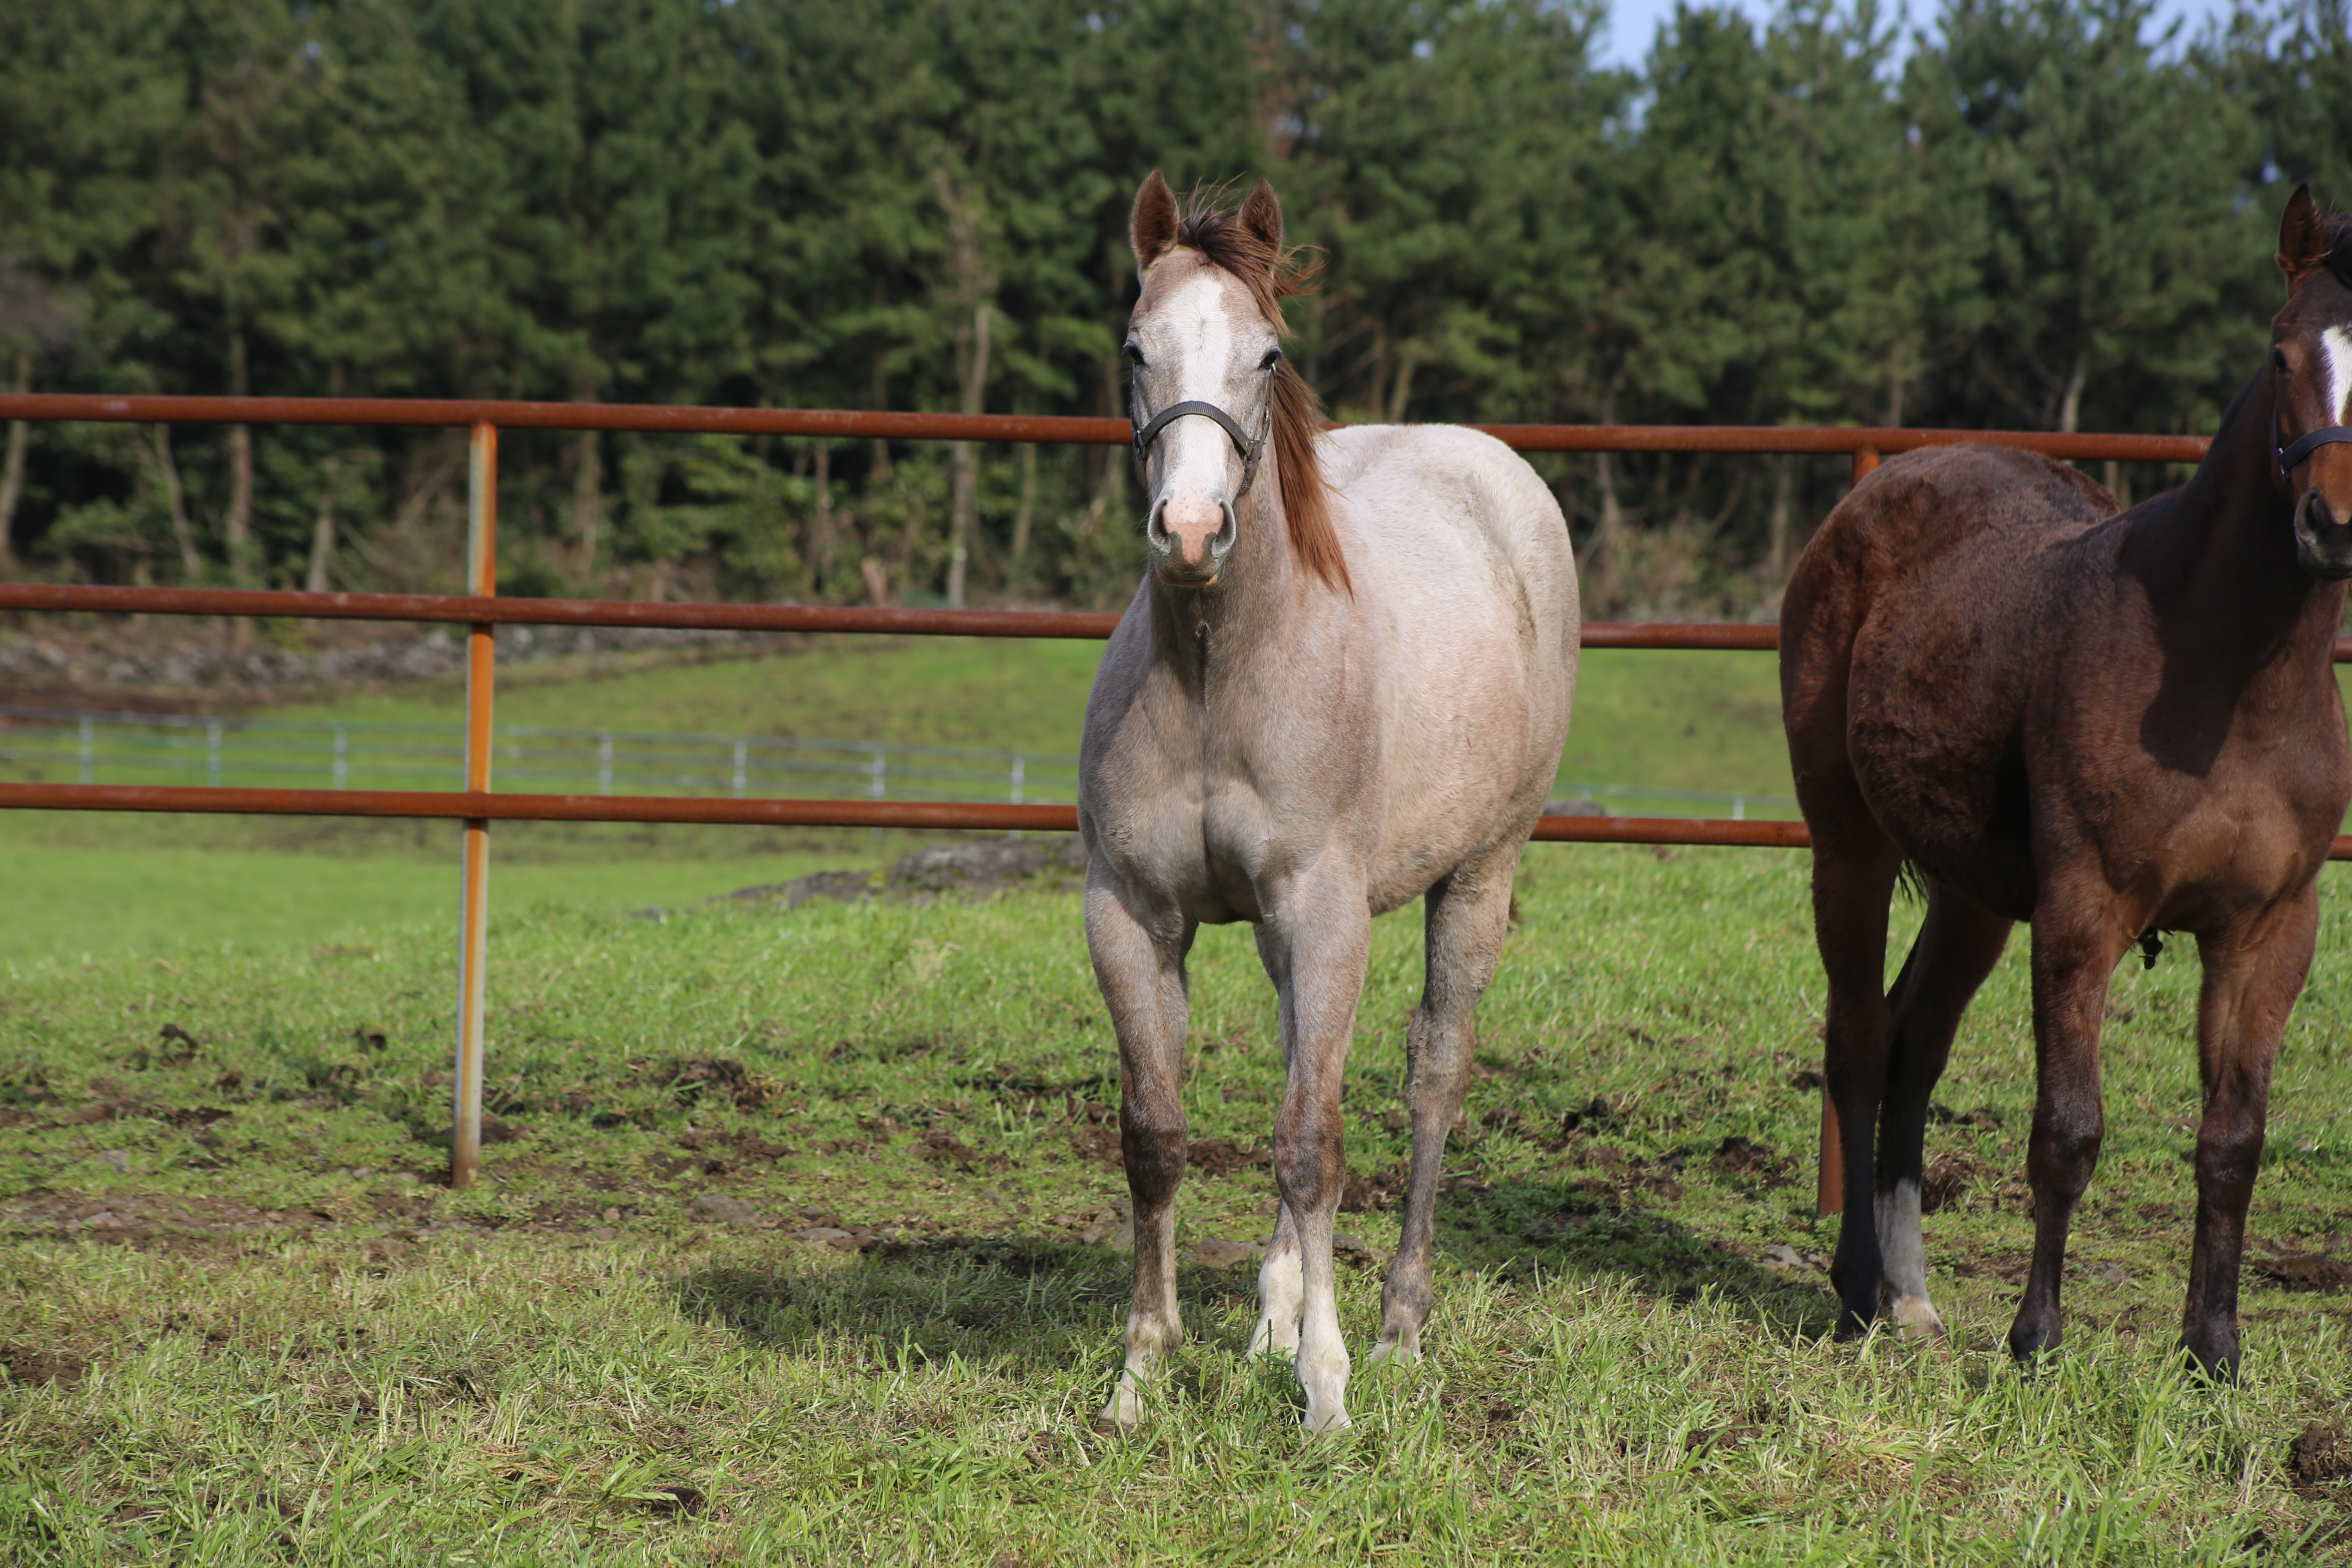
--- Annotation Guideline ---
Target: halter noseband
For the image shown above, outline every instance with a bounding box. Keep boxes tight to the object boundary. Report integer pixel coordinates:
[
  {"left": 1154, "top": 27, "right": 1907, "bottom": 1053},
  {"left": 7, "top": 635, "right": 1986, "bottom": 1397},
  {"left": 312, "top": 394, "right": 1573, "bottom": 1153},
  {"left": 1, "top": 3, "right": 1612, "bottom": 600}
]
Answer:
[
  {"left": 2277, "top": 424, "right": 2352, "bottom": 476},
  {"left": 1129, "top": 363, "right": 1276, "bottom": 496}
]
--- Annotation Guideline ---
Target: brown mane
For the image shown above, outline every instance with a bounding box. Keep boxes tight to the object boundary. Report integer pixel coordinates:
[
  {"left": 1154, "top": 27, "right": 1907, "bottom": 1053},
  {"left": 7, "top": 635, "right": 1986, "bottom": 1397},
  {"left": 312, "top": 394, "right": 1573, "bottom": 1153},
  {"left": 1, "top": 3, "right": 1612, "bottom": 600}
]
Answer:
[{"left": 1171, "top": 190, "right": 1348, "bottom": 594}]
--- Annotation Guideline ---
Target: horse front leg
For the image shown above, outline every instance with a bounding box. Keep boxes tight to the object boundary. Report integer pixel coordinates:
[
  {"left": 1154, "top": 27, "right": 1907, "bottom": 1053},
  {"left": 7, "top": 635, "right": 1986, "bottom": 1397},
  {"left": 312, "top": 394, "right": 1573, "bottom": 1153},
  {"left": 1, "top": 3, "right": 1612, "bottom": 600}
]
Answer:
[
  {"left": 2009, "top": 908, "right": 2127, "bottom": 1363},
  {"left": 1255, "top": 877, "right": 1372, "bottom": 1434},
  {"left": 1085, "top": 867, "right": 1194, "bottom": 1431},
  {"left": 2183, "top": 886, "right": 2314, "bottom": 1381},
  {"left": 1373, "top": 852, "right": 1518, "bottom": 1367}
]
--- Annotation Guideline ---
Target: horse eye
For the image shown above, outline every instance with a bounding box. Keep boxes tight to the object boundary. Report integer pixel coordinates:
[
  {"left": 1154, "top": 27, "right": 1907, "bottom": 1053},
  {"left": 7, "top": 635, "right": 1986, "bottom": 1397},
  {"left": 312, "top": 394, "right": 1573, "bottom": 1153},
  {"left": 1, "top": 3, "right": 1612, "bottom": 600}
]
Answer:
[
  {"left": 1124, "top": 343, "right": 1146, "bottom": 368},
  {"left": 2274, "top": 347, "right": 2291, "bottom": 374},
  {"left": 1259, "top": 348, "right": 1282, "bottom": 370}
]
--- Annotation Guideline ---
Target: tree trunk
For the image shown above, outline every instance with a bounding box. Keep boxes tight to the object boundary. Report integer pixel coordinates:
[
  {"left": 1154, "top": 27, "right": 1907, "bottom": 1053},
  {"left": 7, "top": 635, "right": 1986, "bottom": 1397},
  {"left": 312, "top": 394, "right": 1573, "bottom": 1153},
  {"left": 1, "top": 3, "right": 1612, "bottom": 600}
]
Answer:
[
  {"left": 1765, "top": 454, "right": 1795, "bottom": 581},
  {"left": 947, "top": 302, "right": 991, "bottom": 609},
  {"left": 2058, "top": 351, "right": 2087, "bottom": 435},
  {"left": 305, "top": 453, "right": 340, "bottom": 593},
  {"left": 154, "top": 425, "right": 200, "bottom": 578},
  {"left": 225, "top": 329, "right": 256, "bottom": 590},
  {"left": 811, "top": 444, "right": 833, "bottom": 596},
  {"left": 571, "top": 431, "right": 601, "bottom": 581},
  {"left": 1385, "top": 346, "right": 1419, "bottom": 424},
  {"left": 1010, "top": 439, "right": 1037, "bottom": 584},
  {"left": 0, "top": 350, "right": 28, "bottom": 576},
  {"left": 1577, "top": 385, "right": 1624, "bottom": 588}
]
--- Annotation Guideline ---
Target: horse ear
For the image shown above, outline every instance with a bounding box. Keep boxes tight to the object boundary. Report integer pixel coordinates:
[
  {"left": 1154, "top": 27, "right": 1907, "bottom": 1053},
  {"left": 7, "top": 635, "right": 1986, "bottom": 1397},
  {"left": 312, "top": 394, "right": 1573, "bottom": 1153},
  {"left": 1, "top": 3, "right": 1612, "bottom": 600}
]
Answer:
[
  {"left": 2278, "top": 183, "right": 2328, "bottom": 287},
  {"left": 1131, "top": 170, "right": 1178, "bottom": 272},
  {"left": 1239, "top": 177, "right": 1283, "bottom": 258}
]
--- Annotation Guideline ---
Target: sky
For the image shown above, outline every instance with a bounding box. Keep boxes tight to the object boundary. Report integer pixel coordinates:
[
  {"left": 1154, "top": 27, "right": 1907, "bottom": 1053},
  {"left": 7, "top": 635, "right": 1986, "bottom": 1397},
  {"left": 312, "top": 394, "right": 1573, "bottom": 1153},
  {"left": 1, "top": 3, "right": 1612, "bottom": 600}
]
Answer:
[{"left": 1587, "top": 0, "right": 2244, "bottom": 72}]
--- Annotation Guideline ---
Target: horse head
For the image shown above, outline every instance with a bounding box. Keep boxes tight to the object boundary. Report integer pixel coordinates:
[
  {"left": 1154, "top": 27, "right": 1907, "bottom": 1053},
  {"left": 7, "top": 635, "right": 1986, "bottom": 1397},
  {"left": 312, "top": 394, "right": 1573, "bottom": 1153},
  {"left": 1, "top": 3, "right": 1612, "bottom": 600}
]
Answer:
[
  {"left": 2271, "top": 184, "right": 2352, "bottom": 580},
  {"left": 1124, "top": 171, "right": 1345, "bottom": 594}
]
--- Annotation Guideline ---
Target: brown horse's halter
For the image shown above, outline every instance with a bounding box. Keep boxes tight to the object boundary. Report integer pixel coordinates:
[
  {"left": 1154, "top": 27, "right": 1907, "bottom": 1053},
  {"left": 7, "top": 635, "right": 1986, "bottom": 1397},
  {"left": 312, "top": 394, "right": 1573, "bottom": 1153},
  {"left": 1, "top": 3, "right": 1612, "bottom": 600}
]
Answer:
[
  {"left": 2277, "top": 422, "right": 2352, "bottom": 476},
  {"left": 1130, "top": 363, "right": 1276, "bottom": 498}
]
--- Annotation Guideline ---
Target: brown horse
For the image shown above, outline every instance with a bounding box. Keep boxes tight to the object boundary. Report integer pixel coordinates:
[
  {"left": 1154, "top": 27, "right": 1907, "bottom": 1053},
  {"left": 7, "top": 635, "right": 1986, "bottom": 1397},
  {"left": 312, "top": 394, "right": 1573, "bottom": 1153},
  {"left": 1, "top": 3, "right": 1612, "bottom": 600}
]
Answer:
[{"left": 1782, "top": 186, "right": 2352, "bottom": 1378}]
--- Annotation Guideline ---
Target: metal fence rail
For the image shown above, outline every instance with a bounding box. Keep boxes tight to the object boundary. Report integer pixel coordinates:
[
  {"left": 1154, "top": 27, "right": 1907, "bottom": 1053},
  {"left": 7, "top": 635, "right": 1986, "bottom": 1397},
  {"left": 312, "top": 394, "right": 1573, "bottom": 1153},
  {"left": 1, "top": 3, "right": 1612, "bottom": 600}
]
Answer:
[{"left": 0, "top": 391, "right": 2299, "bottom": 1210}]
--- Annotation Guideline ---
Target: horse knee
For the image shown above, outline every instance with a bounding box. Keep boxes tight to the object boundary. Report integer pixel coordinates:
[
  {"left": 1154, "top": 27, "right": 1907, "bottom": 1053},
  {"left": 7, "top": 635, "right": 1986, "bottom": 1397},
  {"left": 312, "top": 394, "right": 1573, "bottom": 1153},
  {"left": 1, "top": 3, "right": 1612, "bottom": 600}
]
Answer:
[
  {"left": 2028, "top": 1108, "right": 2102, "bottom": 1190},
  {"left": 1121, "top": 1104, "right": 1188, "bottom": 1205},
  {"left": 1272, "top": 1121, "right": 1343, "bottom": 1214},
  {"left": 2194, "top": 1124, "right": 2263, "bottom": 1192}
]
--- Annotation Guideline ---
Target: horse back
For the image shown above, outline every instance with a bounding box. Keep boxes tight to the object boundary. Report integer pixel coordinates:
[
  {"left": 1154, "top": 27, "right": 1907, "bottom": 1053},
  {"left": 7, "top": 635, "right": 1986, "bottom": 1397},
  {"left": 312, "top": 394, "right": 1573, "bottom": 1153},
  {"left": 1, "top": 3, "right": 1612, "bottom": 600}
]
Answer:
[{"left": 1782, "top": 447, "right": 2120, "bottom": 918}]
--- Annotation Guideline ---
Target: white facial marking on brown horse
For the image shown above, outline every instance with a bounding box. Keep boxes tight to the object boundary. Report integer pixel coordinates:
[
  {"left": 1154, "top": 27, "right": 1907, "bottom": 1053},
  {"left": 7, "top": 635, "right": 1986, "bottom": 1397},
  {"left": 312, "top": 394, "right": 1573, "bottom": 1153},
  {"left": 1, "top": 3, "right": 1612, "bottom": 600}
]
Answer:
[{"left": 2325, "top": 326, "right": 2352, "bottom": 424}]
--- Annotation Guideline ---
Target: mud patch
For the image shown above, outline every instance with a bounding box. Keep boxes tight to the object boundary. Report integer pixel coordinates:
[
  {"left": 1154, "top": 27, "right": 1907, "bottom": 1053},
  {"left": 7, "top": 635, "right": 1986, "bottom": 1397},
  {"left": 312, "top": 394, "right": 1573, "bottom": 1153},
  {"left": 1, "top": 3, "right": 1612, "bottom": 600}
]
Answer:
[
  {"left": 725, "top": 836, "right": 1086, "bottom": 910},
  {"left": 2, "top": 1347, "right": 87, "bottom": 1388},
  {"left": 1921, "top": 1152, "right": 1989, "bottom": 1215},
  {"left": 2291, "top": 1423, "right": 2352, "bottom": 1486},
  {"left": 2256, "top": 1253, "right": 2352, "bottom": 1292}
]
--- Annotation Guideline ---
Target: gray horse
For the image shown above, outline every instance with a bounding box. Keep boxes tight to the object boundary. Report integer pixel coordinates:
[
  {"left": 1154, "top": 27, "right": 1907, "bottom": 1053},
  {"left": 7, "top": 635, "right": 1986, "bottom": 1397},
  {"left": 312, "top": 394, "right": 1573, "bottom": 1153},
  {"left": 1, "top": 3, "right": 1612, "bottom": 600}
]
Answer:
[{"left": 1078, "top": 172, "right": 1580, "bottom": 1433}]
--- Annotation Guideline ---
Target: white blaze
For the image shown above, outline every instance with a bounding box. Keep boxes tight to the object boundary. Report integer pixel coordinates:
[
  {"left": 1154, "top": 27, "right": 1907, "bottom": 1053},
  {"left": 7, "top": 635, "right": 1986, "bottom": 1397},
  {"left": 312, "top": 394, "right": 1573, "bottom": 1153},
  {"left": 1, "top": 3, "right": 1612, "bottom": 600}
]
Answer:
[
  {"left": 1150, "top": 270, "right": 1245, "bottom": 507},
  {"left": 2324, "top": 325, "right": 2352, "bottom": 425}
]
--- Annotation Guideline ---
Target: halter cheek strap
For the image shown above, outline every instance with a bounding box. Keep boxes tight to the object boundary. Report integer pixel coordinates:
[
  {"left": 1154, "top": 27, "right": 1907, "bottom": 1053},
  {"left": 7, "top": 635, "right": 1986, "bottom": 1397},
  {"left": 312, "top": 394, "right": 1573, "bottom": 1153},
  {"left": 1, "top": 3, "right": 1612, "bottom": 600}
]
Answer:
[{"left": 2277, "top": 424, "right": 2352, "bottom": 475}]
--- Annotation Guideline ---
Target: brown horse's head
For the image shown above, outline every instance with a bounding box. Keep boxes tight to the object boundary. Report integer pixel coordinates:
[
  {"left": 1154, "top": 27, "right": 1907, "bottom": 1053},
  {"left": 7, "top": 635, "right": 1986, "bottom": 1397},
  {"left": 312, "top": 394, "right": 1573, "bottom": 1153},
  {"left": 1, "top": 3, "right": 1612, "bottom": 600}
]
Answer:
[
  {"left": 1125, "top": 172, "right": 1344, "bottom": 593},
  {"left": 2271, "top": 184, "right": 2352, "bottom": 579}
]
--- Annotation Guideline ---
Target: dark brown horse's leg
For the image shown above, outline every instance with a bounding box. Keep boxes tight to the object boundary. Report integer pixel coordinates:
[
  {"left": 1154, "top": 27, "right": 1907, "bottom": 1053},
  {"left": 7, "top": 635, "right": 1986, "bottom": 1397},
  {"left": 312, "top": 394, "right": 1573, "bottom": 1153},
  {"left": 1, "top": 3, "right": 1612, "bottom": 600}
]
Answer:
[
  {"left": 1874, "top": 886, "right": 2011, "bottom": 1337},
  {"left": 2009, "top": 911, "right": 2127, "bottom": 1363},
  {"left": 1374, "top": 851, "right": 1519, "bottom": 1367},
  {"left": 1810, "top": 830, "right": 1904, "bottom": 1337},
  {"left": 2182, "top": 886, "right": 2315, "bottom": 1380},
  {"left": 1084, "top": 867, "right": 1195, "bottom": 1430}
]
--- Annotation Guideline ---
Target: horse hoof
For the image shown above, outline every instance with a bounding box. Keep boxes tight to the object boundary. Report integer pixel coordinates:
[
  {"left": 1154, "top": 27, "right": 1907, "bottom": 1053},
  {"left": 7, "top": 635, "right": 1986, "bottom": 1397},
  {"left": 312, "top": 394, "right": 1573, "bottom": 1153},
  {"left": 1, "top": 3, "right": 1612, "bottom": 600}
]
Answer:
[
  {"left": 2180, "top": 1336, "right": 2241, "bottom": 1385},
  {"left": 1098, "top": 1382, "right": 1143, "bottom": 1432},
  {"left": 2005, "top": 1319, "right": 2061, "bottom": 1366},
  {"left": 1302, "top": 1403, "right": 1354, "bottom": 1436},
  {"left": 1368, "top": 1328, "right": 1421, "bottom": 1368},
  {"left": 1888, "top": 1296, "right": 1947, "bottom": 1343}
]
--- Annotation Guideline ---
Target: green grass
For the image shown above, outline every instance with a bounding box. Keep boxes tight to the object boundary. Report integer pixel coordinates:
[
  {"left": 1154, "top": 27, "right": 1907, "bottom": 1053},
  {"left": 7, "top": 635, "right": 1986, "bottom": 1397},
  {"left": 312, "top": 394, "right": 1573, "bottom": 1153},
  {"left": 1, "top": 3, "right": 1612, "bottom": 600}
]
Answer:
[
  {"left": 2, "top": 846, "right": 2348, "bottom": 1562},
  {"left": 0, "top": 637, "right": 1799, "bottom": 965}
]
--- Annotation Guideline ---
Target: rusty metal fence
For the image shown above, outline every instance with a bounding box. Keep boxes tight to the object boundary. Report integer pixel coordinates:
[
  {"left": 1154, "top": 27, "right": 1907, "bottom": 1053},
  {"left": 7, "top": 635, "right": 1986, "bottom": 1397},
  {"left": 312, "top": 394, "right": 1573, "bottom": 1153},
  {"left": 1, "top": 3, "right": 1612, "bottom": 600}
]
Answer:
[{"left": 0, "top": 393, "right": 2332, "bottom": 1211}]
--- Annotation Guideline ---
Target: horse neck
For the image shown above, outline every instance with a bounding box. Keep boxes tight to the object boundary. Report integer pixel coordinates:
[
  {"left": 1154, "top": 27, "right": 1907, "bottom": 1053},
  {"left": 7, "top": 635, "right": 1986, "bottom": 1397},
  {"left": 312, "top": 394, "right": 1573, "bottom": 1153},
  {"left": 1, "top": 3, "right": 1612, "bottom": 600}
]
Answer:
[{"left": 2143, "top": 373, "right": 2348, "bottom": 668}]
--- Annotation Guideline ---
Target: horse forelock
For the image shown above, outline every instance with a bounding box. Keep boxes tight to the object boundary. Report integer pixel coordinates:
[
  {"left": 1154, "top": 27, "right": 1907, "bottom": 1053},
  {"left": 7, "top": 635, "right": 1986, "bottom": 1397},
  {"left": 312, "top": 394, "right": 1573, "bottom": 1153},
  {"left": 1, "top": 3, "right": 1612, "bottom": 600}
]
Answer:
[{"left": 1149, "top": 192, "right": 1348, "bottom": 595}]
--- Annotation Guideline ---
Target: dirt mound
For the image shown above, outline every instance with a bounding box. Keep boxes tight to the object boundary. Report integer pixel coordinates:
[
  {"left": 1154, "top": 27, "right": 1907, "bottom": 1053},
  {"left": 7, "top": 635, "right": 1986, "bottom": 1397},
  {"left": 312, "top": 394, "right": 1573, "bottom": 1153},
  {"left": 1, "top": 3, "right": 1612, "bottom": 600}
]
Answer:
[
  {"left": 2256, "top": 1252, "right": 2352, "bottom": 1292},
  {"left": 724, "top": 835, "right": 1087, "bottom": 910}
]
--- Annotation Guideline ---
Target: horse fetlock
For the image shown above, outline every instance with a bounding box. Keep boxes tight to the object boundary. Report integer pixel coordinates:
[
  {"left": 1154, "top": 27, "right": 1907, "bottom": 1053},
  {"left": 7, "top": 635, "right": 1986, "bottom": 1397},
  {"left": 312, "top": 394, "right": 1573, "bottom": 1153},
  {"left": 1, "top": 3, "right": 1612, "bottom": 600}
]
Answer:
[
  {"left": 2180, "top": 1323, "right": 2242, "bottom": 1384},
  {"left": 2006, "top": 1307, "right": 2063, "bottom": 1364}
]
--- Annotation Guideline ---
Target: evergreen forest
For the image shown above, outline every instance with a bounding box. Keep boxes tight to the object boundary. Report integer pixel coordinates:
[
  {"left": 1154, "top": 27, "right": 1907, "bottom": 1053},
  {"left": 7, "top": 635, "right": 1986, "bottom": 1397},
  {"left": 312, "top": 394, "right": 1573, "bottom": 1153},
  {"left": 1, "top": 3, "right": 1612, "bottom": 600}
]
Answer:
[{"left": 2, "top": 0, "right": 2348, "bottom": 617}]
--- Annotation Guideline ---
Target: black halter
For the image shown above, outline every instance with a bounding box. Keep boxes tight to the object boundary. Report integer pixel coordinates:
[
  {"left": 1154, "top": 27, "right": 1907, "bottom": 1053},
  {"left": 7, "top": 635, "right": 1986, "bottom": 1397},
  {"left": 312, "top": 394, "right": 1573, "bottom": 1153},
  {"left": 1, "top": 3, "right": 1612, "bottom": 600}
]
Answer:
[
  {"left": 2276, "top": 423, "right": 2352, "bottom": 475},
  {"left": 1130, "top": 366, "right": 1274, "bottom": 496}
]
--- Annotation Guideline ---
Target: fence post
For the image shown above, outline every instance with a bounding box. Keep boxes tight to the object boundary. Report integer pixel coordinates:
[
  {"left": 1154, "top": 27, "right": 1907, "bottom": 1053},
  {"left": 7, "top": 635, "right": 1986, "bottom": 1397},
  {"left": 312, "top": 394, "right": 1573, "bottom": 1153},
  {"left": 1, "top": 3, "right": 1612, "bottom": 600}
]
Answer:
[
  {"left": 452, "top": 421, "right": 497, "bottom": 1190},
  {"left": 78, "top": 715, "right": 92, "bottom": 785},
  {"left": 333, "top": 724, "right": 347, "bottom": 789},
  {"left": 1850, "top": 445, "right": 1880, "bottom": 486},
  {"left": 206, "top": 719, "right": 221, "bottom": 788},
  {"left": 733, "top": 737, "right": 747, "bottom": 799},
  {"left": 598, "top": 732, "right": 612, "bottom": 795}
]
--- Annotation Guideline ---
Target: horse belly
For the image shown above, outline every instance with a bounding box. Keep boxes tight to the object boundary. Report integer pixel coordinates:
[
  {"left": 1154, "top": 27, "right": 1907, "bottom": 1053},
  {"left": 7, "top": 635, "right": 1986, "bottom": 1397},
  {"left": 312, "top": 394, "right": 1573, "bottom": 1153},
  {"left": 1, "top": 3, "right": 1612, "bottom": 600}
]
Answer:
[{"left": 1846, "top": 632, "right": 2039, "bottom": 919}]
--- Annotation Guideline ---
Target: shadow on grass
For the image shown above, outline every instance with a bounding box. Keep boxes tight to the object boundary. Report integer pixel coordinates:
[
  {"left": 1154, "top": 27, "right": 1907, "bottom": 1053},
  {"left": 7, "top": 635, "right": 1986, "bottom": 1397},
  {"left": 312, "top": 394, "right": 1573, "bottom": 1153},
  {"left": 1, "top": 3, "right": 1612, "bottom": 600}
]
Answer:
[
  {"left": 1434, "top": 1176, "right": 1844, "bottom": 1340},
  {"left": 673, "top": 1176, "right": 1841, "bottom": 1367}
]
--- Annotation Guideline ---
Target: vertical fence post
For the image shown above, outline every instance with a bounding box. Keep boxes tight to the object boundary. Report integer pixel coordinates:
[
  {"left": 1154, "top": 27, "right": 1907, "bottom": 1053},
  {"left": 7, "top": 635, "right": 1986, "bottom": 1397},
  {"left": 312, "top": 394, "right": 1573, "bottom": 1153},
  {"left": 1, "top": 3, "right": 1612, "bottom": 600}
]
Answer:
[
  {"left": 869, "top": 744, "right": 886, "bottom": 838},
  {"left": 598, "top": 733, "right": 612, "bottom": 795},
  {"left": 206, "top": 719, "right": 221, "bottom": 788},
  {"left": 733, "top": 737, "right": 747, "bottom": 799},
  {"left": 77, "top": 715, "right": 93, "bottom": 784},
  {"left": 1850, "top": 446, "right": 1880, "bottom": 487},
  {"left": 452, "top": 421, "right": 497, "bottom": 1190},
  {"left": 333, "top": 724, "right": 347, "bottom": 789}
]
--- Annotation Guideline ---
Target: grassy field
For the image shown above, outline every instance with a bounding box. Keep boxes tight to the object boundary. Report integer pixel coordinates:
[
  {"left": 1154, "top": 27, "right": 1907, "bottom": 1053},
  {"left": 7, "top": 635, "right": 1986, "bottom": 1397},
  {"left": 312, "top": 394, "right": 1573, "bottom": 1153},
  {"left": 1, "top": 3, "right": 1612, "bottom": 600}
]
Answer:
[
  {"left": 0, "top": 637, "right": 1795, "bottom": 965},
  {"left": 2, "top": 845, "right": 2349, "bottom": 1562}
]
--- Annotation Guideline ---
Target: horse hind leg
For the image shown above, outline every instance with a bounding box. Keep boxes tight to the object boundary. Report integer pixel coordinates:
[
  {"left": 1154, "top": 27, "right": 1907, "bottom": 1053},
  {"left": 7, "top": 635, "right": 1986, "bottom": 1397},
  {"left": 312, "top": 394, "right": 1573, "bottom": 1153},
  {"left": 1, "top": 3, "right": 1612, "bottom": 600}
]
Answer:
[
  {"left": 1373, "top": 853, "right": 1518, "bottom": 1368},
  {"left": 1807, "top": 824, "right": 1903, "bottom": 1339},
  {"left": 1873, "top": 885, "right": 2011, "bottom": 1341}
]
